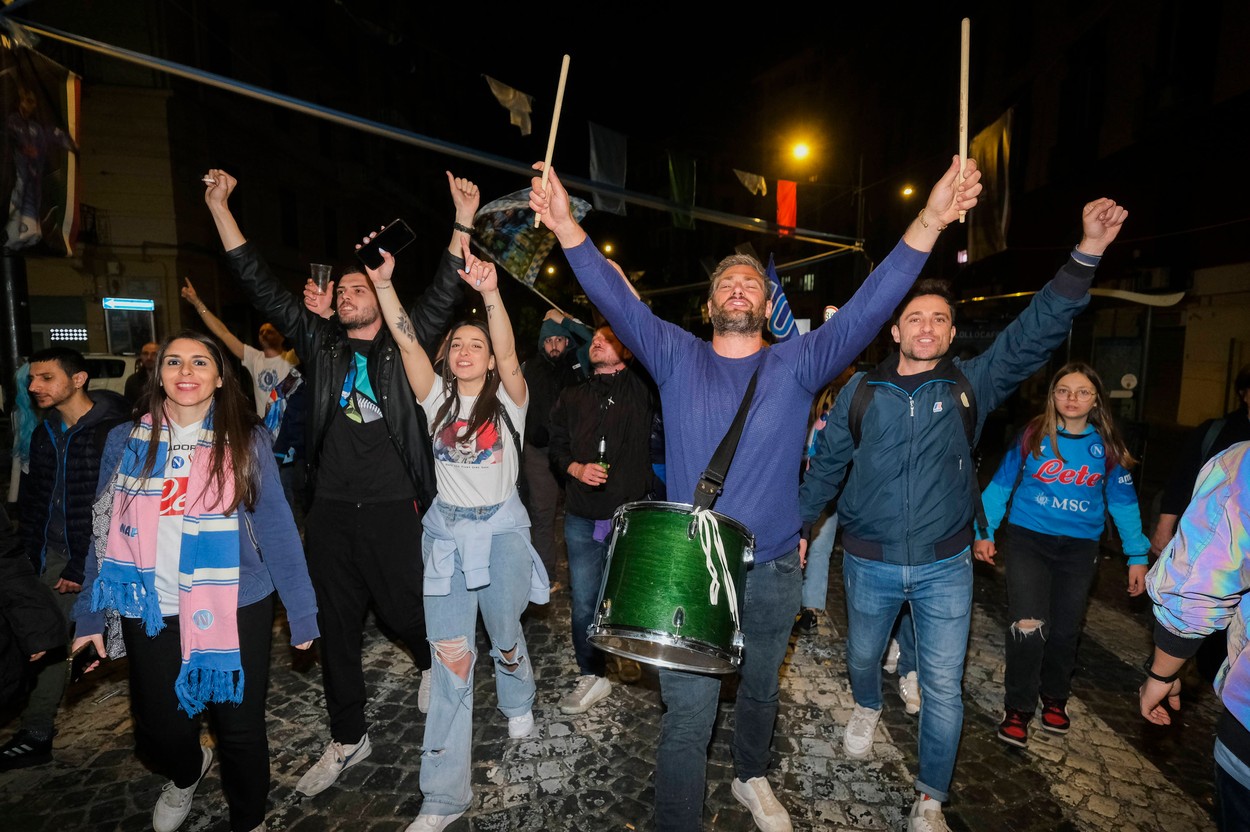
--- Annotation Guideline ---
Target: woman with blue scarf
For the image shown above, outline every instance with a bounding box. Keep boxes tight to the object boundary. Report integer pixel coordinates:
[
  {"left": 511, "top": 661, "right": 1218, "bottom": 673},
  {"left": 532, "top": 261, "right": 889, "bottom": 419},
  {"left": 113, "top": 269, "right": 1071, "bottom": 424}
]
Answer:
[{"left": 72, "top": 330, "right": 318, "bottom": 832}]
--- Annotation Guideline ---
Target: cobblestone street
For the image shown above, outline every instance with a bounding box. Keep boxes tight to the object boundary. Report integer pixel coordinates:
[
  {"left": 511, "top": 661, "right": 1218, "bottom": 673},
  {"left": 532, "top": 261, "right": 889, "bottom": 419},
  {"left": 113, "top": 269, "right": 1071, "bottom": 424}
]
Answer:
[{"left": 0, "top": 544, "right": 1220, "bottom": 831}]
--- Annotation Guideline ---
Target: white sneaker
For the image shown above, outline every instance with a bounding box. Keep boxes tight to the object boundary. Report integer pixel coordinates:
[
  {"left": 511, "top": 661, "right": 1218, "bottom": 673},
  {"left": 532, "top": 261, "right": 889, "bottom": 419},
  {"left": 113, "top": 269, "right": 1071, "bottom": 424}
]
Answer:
[
  {"left": 843, "top": 704, "right": 882, "bottom": 759},
  {"left": 730, "top": 776, "right": 793, "bottom": 832},
  {"left": 295, "top": 733, "right": 372, "bottom": 796},
  {"left": 404, "top": 811, "right": 465, "bottom": 831},
  {"left": 152, "top": 745, "right": 212, "bottom": 832},
  {"left": 560, "top": 675, "right": 612, "bottom": 714},
  {"left": 507, "top": 710, "right": 535, "bottom": 739},
  {"left": 899, "top": 670, "right": 921, "bottom": 715},
  {"left": 418, "top": 669, "right": 432, "bottom": 715},
  {"left": 883, "top": 638, "right": 901, "bottom": 673},
  {"left": 908, "top": 796, "right": 950, "bottom": 831}
]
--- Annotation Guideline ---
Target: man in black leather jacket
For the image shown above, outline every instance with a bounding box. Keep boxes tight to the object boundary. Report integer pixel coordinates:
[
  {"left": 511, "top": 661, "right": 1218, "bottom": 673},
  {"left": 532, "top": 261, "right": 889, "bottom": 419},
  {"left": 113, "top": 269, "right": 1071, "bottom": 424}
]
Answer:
[{"left": 203, "top": 168, "right": 478, "bottom": 797}]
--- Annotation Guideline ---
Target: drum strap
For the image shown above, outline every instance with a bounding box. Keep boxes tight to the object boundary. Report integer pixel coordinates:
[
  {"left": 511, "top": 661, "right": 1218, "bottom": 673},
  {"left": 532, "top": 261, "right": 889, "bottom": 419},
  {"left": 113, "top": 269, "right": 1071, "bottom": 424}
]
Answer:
[
  {"left": 692, "top": 508, "right": 742, "bottom": 631},
  {"left": 692, "top": 368, "right": 760, "bottom": 512}
]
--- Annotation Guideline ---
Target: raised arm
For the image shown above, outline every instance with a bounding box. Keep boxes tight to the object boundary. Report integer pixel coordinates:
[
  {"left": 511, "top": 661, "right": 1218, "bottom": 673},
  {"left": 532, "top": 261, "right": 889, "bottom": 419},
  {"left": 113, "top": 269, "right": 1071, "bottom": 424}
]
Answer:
[
  {"left": 399, "top": 173, "right": 477, "bottom": 356},
  {"left": 462, "top": 241, "right": 526, "bottom": 406},
  {"left": 359, "top": 241, "right": 437, "bottom": 402},
  {"left": 204, "top": 168, "right": 332, "bottom": 362},
  {"left": 203, "top": 168, "right": 246, "bottom": 252},
  {"left": 181, "top": 277, "right": 246, "bottom": 360}
]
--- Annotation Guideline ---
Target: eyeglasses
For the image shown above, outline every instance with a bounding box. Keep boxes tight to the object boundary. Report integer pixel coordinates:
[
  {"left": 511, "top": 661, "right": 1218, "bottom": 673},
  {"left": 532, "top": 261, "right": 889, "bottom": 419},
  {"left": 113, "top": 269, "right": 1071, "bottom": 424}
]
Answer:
[{"left": 1054, "top": 387, "right": 1095, "bottom": 401}]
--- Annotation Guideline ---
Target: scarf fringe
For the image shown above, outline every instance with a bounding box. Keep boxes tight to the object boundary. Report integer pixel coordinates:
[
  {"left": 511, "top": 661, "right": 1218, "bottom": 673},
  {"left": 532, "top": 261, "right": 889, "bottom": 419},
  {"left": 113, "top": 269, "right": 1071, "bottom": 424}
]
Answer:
[
  {"left": 175, "top": 666, "right": 245, "bottom": 716},
  {"left": 92, "top": 577, "right": 166, "bottom": 637}
]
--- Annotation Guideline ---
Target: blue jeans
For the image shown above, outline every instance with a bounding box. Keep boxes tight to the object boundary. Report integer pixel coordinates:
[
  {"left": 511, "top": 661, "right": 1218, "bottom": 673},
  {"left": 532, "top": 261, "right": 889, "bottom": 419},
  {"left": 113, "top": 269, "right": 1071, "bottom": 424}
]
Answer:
[
  {"left": 565, "top": 513, "right": 608, "bottom": 677},
  {"left": 843, "top": 548, "right": 973, "bottom": 802},
  {"left": 801, "top": 510, "right": 837, "bottom": 610},
  {"left": 419, "top": 528, "right": 535, "bottom": 816},
  {"left": 655, "top": 549, "right": 803, "bottom": 832}
]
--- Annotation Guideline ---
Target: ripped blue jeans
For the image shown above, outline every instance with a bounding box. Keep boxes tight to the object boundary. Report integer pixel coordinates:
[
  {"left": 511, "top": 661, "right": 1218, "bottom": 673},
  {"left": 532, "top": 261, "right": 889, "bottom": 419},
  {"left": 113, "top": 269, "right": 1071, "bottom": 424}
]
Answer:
[{"left": 419, "top": 525, "right": 535, "bottom": 816}]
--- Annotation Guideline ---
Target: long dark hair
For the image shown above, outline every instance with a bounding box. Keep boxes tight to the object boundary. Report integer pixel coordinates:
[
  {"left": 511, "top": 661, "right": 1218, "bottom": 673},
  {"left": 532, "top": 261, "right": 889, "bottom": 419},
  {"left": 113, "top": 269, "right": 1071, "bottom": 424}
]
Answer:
[
  {"left": 432, "top": 319, "right": 503, "bottom": 438},
  {"left": 1023, "top": 361, "right": 1136, "bottom": 470},
  {"left": 133, "top": 330, "right": 261, "bottom": 514}
]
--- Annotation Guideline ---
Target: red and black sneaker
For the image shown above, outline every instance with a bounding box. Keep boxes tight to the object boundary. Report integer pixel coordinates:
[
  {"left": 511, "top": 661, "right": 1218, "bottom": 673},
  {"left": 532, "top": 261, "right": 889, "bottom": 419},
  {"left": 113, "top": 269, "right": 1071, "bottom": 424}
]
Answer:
[
  {"left": 997, "top": 709, "right": 1031, "bottom": 748},
  {"left": 1040, "top": 697, "right": 1070, "bottom": 734}
]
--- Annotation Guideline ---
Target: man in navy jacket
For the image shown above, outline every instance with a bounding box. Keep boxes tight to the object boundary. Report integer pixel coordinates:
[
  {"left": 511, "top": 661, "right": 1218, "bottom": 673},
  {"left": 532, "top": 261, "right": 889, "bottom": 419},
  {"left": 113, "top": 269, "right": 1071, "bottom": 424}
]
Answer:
[{"left": 799, "top": 198, "right": 1128, "bottom": 832}]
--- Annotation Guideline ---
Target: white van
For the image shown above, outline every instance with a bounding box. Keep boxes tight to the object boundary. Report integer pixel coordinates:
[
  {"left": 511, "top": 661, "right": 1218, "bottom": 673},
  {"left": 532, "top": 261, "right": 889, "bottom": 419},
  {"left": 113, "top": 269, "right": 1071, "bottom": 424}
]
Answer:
[{"left": 82, "top": 353, "right": 139, "bottom": 396}]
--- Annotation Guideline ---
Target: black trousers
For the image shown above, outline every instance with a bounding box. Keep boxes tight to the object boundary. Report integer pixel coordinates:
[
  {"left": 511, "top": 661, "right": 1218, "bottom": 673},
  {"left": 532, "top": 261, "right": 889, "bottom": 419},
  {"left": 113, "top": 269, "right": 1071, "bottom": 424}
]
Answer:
[
  {"left": 122, "top": 594, "right": 275, "bottom": 832},
  {"left": 304, "top": 497, "right": 430, "bottom": 744},
  {"left": 1002, "top": 523, "right": 1101, "bottom": 712}
]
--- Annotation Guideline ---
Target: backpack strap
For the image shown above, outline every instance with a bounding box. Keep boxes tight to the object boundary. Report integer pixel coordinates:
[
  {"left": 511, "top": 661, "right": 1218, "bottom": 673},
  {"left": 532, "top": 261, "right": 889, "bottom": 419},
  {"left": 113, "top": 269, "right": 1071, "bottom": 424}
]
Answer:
[
  {"left": 1199, "top": 417, "right": 1227, "bottom": 464},
  {"left": 497, "top": 408, "right": 524, "bottom": 490},
  {"left": 847, "top": 371, "right": 878, "bottom": 448}
]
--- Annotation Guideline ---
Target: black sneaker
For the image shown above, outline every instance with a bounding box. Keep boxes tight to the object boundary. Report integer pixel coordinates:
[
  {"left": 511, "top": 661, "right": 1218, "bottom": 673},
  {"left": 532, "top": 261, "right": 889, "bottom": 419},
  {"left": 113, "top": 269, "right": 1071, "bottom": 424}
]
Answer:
[
  {"left": 0, "top": 729, "right": 54, "bottom": 771},
  {"left": 794, "top": 608, "right": 818, "bottom": 634}
]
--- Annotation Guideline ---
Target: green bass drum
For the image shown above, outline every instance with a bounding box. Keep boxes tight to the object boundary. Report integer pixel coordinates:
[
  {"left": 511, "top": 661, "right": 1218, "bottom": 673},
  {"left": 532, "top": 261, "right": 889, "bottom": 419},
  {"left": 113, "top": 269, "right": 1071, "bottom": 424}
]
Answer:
[{"left": 588, "top": 500, "right": 754, "bottom": 674}]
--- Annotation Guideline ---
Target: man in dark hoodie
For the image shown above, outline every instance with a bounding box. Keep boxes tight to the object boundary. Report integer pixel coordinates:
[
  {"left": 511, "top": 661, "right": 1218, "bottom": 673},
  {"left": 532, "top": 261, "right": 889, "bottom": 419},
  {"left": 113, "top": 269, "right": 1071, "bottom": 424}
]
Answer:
[
  {"left": 521, "top": 309, "right": 591, "bottom": 579},
  {"left": 1, "top": 347, "right": 128, "bottom": 770}
]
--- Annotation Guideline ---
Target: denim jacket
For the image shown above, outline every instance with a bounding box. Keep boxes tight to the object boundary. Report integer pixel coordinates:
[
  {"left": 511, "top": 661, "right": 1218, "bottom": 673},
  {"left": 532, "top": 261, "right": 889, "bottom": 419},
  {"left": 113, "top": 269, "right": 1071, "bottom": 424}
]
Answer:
[{"left": 421, "top": 492, "right": 549, "bottom": 604}]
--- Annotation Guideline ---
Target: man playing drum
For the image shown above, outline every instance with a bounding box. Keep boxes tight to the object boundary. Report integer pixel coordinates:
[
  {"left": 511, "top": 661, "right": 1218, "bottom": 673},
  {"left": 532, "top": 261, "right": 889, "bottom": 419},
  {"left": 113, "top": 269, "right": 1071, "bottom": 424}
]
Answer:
[{"left": 530, "top": 156, "right": 981, "bottom": 832}]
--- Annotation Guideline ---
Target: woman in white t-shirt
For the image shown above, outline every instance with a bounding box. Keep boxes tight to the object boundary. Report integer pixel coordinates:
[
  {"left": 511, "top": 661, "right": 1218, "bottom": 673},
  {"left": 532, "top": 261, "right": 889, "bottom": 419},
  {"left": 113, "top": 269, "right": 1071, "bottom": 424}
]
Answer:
[{"left": 360, "top": 235, "right": 548, "bottom": 832}]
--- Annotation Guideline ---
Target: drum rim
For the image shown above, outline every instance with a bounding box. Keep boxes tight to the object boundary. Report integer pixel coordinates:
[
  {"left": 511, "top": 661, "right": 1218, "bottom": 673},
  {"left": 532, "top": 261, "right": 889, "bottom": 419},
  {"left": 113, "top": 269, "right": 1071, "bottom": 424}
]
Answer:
[
  {"left": 613, "top": 499, "right": 755, "bottom": 542},
  {"left": 588, "top": 623, "right": 741, "bottom": 675}
]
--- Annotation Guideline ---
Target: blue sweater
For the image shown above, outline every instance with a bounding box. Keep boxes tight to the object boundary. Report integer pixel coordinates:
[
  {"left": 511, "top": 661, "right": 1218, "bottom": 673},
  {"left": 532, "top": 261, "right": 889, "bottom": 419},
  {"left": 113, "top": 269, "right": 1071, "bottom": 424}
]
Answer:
[
  {"left": 563, "top": 236, "right": 929, "bottom": 563},
  {"left": 72, "top": 424, "right": 319, "bottom": 645},
  {"left": 979, "top": 426, "right": 1150, "bottom": 564}
]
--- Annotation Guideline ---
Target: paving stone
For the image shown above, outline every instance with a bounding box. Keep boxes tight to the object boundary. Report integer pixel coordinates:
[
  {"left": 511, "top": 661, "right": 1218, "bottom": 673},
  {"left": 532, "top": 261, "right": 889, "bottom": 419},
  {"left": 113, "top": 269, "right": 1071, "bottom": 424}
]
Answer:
[{"left": 0, "top": 539, "right": 1223, "bottom": 831}]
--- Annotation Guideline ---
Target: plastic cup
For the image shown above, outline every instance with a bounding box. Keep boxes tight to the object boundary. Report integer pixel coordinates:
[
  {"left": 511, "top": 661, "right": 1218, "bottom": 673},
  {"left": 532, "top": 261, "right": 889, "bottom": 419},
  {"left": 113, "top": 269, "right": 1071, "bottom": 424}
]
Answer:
[{"left": 310, "top": 263, "right": 333, "bottom": 294}]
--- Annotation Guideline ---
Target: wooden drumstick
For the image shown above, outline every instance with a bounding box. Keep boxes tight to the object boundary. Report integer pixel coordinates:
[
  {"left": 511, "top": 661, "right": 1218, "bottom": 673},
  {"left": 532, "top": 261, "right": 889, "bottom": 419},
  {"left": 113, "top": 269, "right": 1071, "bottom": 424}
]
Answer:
[
  {"left": 536, "top": 54, "right": 571, "bottom": 228},
  {"left": 958, "top": 17, "right": 970, "bottom": 223}
]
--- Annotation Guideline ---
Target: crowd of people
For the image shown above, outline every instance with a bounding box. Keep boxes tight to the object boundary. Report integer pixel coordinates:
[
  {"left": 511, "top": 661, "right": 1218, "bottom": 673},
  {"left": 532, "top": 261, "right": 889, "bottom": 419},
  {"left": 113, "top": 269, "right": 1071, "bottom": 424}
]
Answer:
[{"left": 0, "top": 154, "right": 1247, "bottom": 832}]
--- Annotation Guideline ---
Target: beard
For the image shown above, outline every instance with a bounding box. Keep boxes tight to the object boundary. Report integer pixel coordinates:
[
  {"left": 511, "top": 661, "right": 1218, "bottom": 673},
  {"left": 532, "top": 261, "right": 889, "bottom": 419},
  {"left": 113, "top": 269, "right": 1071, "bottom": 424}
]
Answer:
[
  {"left": 338, "top": 303, "right": 380, "bottom": 329},
  {"left": 709, "top": 301, "right": 768, "bottom": 336}
]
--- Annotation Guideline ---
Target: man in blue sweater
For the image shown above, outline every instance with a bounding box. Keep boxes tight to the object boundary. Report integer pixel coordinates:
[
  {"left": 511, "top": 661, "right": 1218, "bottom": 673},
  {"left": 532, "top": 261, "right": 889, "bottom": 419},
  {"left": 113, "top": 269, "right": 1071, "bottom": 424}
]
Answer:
[
  {"left": 530, "top": 157, "right": 981, "bottom": 832},
  {"left": 799, "top": 198, "right": 1129, "bottom": 832}
]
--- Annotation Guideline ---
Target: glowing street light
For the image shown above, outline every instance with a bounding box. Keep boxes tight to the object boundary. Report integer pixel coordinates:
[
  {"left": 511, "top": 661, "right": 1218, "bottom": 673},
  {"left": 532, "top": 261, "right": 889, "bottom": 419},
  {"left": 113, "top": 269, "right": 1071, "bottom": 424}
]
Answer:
[
  {"left": 546, "top": 265, "right": 556, "bottom": 276},
  {"left": 902, "top": 186, "right": 914, "bottom": 197},
  {"left": 792, "top": 142, "right": 811, "bottom": 161}
]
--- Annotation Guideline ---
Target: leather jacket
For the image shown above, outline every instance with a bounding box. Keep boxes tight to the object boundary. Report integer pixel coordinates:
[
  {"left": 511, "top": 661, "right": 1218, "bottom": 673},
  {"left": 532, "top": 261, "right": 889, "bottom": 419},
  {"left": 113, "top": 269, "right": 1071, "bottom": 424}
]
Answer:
[{"left": 225, "top": 242, "right": 465, "bottom": 509}]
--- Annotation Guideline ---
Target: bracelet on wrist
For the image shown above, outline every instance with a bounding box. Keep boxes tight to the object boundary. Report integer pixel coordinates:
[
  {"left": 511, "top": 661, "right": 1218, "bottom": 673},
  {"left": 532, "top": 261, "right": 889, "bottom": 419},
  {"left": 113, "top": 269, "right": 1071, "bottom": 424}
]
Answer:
[
  {"left": 453, "top": 221, "right": 475, "bottom": 236},
  {"left": 1142, "top": 656, "right": 1180, "bottom": 684},
  {"left": 917, "top": 208, "right": 948, "bottom": 232},
  {"left": 373, "top": 281, "right": 393, "bottom": 290}
]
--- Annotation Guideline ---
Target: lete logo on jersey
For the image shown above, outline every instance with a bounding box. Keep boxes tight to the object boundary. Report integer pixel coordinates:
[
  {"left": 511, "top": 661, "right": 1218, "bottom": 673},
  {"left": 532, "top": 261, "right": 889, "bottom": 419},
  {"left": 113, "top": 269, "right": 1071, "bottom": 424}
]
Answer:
[{"left": 1032, "top": 459, "right": 1104, "bottom": 487}]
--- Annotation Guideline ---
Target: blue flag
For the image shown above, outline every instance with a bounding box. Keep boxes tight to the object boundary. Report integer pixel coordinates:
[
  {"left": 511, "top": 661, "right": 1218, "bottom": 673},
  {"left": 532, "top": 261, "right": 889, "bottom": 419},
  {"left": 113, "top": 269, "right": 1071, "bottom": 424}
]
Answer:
[{"left": 765, "top": 254, "right": 798, "bottom": 342}]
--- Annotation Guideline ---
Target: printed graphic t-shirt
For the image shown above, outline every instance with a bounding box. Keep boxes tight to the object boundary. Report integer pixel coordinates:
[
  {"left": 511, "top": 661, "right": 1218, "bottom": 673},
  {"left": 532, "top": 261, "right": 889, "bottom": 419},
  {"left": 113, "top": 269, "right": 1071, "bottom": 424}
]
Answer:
[
  {"left": 242, "top": 345, "right": 298, "bottom": 418},
  {"left": 420, "top": 385, "right": 526, "bottom": 509},
  {"left": 154, "top": 418, "right": 200, "bottom": 615},
  {"left": 315, "top": 339, "right": 416, "bottom": 503}
]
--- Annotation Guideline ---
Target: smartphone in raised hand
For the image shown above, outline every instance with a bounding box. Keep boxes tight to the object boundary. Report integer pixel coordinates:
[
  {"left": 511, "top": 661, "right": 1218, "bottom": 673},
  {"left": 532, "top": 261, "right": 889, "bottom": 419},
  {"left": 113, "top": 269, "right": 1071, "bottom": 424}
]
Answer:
[{"left": 355, "top": 219, "right": 416, "bottom": 270}]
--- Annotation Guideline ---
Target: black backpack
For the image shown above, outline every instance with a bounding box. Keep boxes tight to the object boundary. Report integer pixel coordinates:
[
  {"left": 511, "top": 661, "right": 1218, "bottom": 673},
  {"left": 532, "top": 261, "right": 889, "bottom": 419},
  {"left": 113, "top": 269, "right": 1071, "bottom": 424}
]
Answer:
[{"left": 846, "top": 362, "right": 987, "bottom": 530}]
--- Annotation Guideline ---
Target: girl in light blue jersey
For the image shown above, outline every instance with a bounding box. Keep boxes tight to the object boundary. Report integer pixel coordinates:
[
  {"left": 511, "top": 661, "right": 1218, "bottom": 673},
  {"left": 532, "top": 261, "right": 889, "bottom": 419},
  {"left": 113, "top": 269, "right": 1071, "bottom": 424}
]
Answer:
[{"left": 973, "top": 362, "right": 1148, "bottom": 748}]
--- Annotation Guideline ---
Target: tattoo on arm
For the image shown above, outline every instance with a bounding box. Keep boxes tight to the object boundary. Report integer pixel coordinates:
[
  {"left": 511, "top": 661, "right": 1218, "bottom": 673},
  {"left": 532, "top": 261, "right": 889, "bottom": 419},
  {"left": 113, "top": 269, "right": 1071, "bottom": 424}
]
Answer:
[
  {"left": 395, "top": 313, "right": 417, "bottom": 341},
  {"left": 485, "top": 303, "right": 495, "bottom": 317},
  {"left": 510, "top": 367, "right": 519, "bottom": 376}
]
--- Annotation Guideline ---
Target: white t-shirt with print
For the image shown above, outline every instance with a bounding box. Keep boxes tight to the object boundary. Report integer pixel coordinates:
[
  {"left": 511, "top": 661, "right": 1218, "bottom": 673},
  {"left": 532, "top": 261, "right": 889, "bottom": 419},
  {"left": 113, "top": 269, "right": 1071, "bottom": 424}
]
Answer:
[
  {"left": 154, "top": 419, "right": 200, "bottom": 616},
  {"left": 242, "top": 345, "right": 298, "bottom": 418},
  {"left": 420, "top": 385, "right": 526, "bottom": 509}
]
